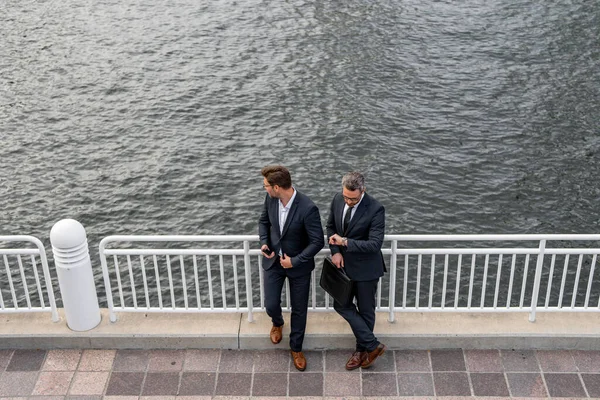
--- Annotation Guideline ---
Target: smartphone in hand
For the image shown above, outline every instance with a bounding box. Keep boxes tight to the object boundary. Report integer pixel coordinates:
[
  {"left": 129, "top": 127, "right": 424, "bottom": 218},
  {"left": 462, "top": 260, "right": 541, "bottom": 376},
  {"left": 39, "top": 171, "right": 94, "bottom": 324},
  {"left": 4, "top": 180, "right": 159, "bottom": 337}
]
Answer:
[{"left": 262, "top": 247, "right": 273, "bottom": 256}]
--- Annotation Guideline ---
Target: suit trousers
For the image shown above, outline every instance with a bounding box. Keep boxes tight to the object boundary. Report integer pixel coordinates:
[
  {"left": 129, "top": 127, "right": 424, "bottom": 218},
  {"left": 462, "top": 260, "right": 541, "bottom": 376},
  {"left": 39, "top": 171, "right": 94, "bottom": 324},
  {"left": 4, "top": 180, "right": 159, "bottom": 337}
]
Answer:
[
  {"left": 334, "top": 278, "right": 380, "bottom": 352},
  {"left": 264, "top": 259, "right": 311, "bottom": 352}
]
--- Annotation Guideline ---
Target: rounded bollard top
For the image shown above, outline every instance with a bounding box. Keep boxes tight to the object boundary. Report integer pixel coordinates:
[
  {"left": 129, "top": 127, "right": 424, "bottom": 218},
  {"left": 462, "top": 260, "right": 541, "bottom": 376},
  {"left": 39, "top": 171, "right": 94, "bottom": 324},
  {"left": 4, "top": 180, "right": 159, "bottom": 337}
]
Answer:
[{"left": 50, "top": 219, "right": 87, "bottom": 249}]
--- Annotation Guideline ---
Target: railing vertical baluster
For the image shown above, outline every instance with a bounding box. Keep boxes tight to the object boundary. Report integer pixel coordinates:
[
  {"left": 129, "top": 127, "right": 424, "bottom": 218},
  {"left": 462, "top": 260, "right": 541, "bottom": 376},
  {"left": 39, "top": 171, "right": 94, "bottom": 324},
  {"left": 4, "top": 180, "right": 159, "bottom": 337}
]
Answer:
[
  {"left": 166, "top": 255, "right": 175, "bottom": 309},
  {"left": 520, "top": 254, "right": 530, "bottom": 309},
  {"left": 126, "top": 255, "right": 137, "bottom": 309},
  {"left": 571, "top": 254, "right": 583, "bottom": 309},
  {"left": 442, "top": 255, "right": 448, "bottom": 310},
  {"left": 507, "top": 255, "right": 516, "bottom": 308},
  {"left": 193, "top": 256, "right": 201, "bottom": 310},
  {"left": 402, "top": 254, "right": 408, "bottom": 309},
  {"left": 311, "top": 269, "right": 316, "bottom": 310},
  {"left": 481, "top": 254, "right": 489, "bottom": 309},
  {"left": 232, "top": 255, "right": 240, "bottom": 310},
  {"left": 140, "top": 256, "right": 150, "bottom": 309},
  {"left": 17, "top": 255, "right": 32, "bottom": 309},
  {"left": 428, "top": 255, "right": 435, "bottom": 309},
  {"left": 206, "top": 255, "right": 214, "bottom": 310},
  {"left": 285, "top": 280, "right": 291, "bottom": 311},
  {"left": 584, "top": 255, "right": 597, "bottom": 309},
  {"left": 468, "top": 255, "right": 475, "bottom": 309},
  {"left": 454, "top": 254, "right": 462, "bottom": 309},
  {"left": 416, "top": 255, "right": 422, "bottom": 309},
  {"left": 4, "top": 255, "right": 18, "bottom": 309},
  {"left": 180, "top": 255, "right": 188, "bottom": 310},
  {"left": 558, "top": 255, "right": 569, "bottom": 309},
  {"left": 219, "top": 255, "right": 226, "bottom": 310},
  {"left": 243, "top": 241, "right": 253, "bottom": 322},
  {"left": 258, "top": 256, "right": 264, "bottom": 309},
  {"left": 114, "top": 255, "right": 124, "bottom": 309},
  {"left": 388, "top": 240, "right": 397, "bottom": 322},
  {"left": 545, "top": 254, "right": 556, "bottom": 308},
  {"left": 493, "top": 254, "right": 502, "bottom": 309},
  {"left": 30, "top": 255, "right": 45, "bottom": 309},
  {"left": 153, "top": 255, "right": 163, "bottom": 309},
  {"left": 529, "top": 240, "right": 546, "bottom": 322}
]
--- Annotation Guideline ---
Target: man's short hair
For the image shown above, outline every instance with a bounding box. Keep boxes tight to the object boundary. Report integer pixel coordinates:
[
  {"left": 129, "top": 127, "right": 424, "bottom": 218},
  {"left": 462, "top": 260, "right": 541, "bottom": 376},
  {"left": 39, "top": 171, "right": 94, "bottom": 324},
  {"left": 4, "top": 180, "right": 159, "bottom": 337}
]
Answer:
[
  {"left": 342, "top": 172, "right": 365, "bottom": 192},
  {"left": 261, "top": 165, "right": 292, "bottom": 189}
]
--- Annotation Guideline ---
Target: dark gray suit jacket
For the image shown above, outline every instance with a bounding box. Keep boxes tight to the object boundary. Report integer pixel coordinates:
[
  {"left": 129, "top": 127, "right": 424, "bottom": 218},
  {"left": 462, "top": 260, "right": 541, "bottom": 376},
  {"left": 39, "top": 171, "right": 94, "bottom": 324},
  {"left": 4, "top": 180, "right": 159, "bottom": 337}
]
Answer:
[
  {"left": 326, "top": 192, "right": 386, "bottom": 281},
  {"left": 258, "top": 190, "right": 324, "bottom": 277}
]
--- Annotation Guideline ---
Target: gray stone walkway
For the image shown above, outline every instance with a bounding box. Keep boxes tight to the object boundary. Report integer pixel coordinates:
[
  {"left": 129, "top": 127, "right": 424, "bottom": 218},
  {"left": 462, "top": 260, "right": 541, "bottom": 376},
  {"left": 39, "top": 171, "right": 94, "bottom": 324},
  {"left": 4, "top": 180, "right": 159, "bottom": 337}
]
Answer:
[{"left": 1, "top": 348, "right": 600, "bottom": 398}]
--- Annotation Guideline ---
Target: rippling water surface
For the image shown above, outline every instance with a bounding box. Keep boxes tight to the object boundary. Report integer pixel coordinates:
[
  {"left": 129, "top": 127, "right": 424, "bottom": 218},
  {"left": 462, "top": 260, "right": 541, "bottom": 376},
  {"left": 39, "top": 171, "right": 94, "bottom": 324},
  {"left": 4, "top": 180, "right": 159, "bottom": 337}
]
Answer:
[{"left": 1, "top": 0, "right": 599, "bottom": 304}]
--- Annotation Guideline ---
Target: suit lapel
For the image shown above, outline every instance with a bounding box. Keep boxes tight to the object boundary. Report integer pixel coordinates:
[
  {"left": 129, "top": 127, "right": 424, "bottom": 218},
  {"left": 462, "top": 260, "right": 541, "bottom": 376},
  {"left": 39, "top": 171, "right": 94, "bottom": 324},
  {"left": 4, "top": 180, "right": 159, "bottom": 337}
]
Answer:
[
  {"left": 271, "top": 198, "right": 281, "bottom": 236},
  {"left": 346, "top": 194, "right": 369, "bottom": 234},
  {"left": 280, "top": 195, "right": 299, "bottom": 237}
]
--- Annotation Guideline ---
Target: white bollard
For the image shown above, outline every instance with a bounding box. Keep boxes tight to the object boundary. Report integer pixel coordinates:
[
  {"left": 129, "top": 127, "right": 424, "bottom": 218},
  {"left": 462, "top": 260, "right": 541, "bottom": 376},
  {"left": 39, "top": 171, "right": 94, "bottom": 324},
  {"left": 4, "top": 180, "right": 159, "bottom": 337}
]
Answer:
[{"left": 50, "top": 219, "right": 101, "bottom": 331}]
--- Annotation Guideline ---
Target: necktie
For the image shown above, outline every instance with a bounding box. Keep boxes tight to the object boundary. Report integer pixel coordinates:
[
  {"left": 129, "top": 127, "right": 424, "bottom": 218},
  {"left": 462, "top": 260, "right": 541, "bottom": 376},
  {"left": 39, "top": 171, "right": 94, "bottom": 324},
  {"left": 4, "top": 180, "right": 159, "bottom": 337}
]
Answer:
[{"left": 343, "top": 206, "right": 353, "bottom": 234}]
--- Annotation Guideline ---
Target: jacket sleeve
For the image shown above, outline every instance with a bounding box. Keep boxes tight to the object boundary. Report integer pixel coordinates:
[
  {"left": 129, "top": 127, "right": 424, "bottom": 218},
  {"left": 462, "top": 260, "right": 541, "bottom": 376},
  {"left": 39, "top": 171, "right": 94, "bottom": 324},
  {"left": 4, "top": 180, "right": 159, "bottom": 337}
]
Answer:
[
  {"left": 258, "top": 194, "right": 270, "bottom": 247},
  {"left": 326, "top": 195, "right": 342, "bottom": 256},
  {"left": 291, "top": 205, "right": 324, "bottom": 267},
  {"left": 346, "top": 204, "right": 385, "bottom": 253}
]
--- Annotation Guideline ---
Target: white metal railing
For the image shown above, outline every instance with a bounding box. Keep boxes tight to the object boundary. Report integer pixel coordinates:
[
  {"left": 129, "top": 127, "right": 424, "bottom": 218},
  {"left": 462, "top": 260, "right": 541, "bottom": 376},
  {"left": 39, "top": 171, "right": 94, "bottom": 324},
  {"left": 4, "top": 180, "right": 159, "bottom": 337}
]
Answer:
[
  {"left": 0, "top": 236, "right": 59, "bottom": 321},
  {"left": 99, "top": 234, "right": 600, "bottom": 323}
]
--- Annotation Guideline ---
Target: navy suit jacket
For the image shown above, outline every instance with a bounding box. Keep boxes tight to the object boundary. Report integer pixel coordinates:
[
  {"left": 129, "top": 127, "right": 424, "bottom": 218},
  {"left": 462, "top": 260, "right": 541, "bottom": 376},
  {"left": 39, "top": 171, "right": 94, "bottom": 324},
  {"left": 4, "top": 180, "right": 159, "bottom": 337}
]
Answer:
[
  {"left": 258, "top": 190, "right": 324, "bottom": 277},
  {"left": 326, "top": 192, "right": 386, "bottom": 281}
]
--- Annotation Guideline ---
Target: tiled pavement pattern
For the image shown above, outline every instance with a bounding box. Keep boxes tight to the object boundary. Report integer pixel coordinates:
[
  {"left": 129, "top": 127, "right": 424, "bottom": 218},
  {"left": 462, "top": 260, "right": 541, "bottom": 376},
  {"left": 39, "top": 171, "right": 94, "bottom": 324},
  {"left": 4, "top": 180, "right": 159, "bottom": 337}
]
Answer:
[{"left": 2, "top": 348, "right": 600, "bottom": 398}]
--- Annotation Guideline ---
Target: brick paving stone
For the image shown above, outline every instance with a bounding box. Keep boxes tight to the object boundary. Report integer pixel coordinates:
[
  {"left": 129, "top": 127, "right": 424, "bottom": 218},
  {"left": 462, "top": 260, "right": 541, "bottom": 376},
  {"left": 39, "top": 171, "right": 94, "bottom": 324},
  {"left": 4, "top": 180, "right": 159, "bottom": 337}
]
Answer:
[
  {"left": 288, "top": 372, "right": 323, "bottom": 396},
  {"left": 142, "top": 372, "right": 180, "bottom": 396},
  {"left": 572, "top": 350, "right": 600, "bottom": 373},
  {"left": 147, "top": 350, "right": 185, "bottom": 372},
  {"left": 6, "top": 349, "right": 46, "bottom": 371},
  {"left": 105, "top": 397, "right": 140, "bottom": 400},
  {"left": 0, "top": 371, "right": 38, "bottom": 396},
  {"left": 218, "top": 350, "right": 254, "bottom": 373},
  {"left": 396, "top": 372, "right": 434, "bottom": 396},
  {"left": 69, "top": 372, "right": 109, "bottom": 395},
  {"left": 361, "top": 349, "right": 395, "bottom": 372},
  {"left": 464, "top": 349, "right": 503, "bottom": 372},
  {"left": 362, "top": 372, "right": 397, "bottom": 396},
  {"left": 432, "top": 372, "right": 471, "bottom": 396},
  {"left": 395, "top": 350, "right": 431, "bottom": 372},
  {"left": 324, "top": 350, "right": 360, "bottom": 373},
  {"left": 290, "top": 350, "right": 322, "bottom": 373},
  {"left": 323, "top": 372, "right": 361, "bottom": 396},
  {"left": 65, "top": 396, "right": 103, "bottom": 400},
  {"left": 113, "top": 350, "right": 150, "bottom": 372},
  {"left": 252, "top": 373, "right": 288, "bottom": 396},
  {"left": 0, "top": 350, "right": 13, "bottom": 371},
  {"left": 430, "top": 350, "right": 466, "bottom": 371},
  {"left": 43, "top": 350, "right": 82, "bottom": 371},
  {"left": 214, "top": 373, "right": 252, "bottom": 396},
  {"left": 139, "top": 397, "right": 177, "bottom": 400},
  {"left": 544, "top": 373, "right": 587, "bottom": 397},
  {"left": 32, "top": 371, "right": 75, "bottom": 396},
  {"left": 183, "top": 349, "right": 220, "bottom": 371},
  {"left": 581, "top": 373, "right": 600, "bottom": 397},
  {"left": 105, "top": 372, "right": 144, "bottom": 396},
  {"left": 470, "top": 372, "right": 509, "bottom": 396},
  {"left": 505, "top": 372, "right": 547, "bottom": 397},
  {"left": 536, "top": 350, "right": 577, "bottom": 372},
  {"left": 501, "top": 349, "right": 540, "bottom": 372},
  {"left": 179, "top": 372, "right": 217, "bottom": 396},
  {"left": 77, "top": 350, "right": 116, "bottom": 372},
  {"left": 254, "top": 350, "right": 290, "bottom": 373}
]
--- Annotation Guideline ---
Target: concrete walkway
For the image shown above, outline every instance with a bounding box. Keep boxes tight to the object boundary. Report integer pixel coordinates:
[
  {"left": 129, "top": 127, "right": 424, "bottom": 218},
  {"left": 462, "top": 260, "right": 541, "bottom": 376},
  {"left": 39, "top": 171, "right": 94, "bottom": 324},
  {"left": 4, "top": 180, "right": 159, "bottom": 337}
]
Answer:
[{"left": 1, "top": 347, "right": 600, "bottom": 398}]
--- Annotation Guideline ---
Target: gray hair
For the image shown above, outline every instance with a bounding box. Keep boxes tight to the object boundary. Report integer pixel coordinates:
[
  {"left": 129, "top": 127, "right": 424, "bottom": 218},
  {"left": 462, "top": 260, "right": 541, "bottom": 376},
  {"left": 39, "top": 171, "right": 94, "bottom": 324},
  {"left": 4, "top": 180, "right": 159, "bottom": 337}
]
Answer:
[{"left": 342, "top": 172, "right": 365, "bottom": 192}]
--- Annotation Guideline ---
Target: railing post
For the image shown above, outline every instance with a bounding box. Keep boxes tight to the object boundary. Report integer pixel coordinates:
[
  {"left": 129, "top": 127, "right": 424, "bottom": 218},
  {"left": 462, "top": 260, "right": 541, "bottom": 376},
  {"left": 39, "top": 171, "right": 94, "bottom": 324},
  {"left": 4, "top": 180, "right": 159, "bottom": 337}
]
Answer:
[
  {"left": 529, "top": 239, "right": 546, "bottom": 322},
  {"left": 388, "top": 240, "right": 397, "bottom": 322},
  {"left": 50, "top": 219, "right": 101, "bottom": 331},
  {"left": 244, "top": 241, "right": 254, "bottom": 322},
  {"left": 99, "top": 238, "right": 118, "bottom": 322}
]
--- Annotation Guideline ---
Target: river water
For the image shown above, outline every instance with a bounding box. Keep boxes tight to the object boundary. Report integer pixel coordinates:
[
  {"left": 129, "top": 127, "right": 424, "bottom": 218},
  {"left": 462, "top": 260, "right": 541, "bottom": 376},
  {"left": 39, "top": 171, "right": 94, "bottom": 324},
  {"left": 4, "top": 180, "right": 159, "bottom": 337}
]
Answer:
[{"left": 1, "top": 0, "right": 599, "bottom": 306}]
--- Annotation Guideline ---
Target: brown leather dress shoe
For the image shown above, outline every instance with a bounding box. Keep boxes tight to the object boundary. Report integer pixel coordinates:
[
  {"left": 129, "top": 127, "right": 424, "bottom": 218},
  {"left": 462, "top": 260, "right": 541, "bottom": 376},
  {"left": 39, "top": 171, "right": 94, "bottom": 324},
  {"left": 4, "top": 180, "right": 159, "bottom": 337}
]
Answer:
[
  {"left": 361, "top": 343, "right": 387, "bottom": 368},
  {"left": 291, "top": 350, "right": 306, "bottom": 371},
  {"left": 345, "top": 351, "right": 367, "bottom": 370},
  {"left": 270, "top": 325, "right": 283, "bottom": 344}
]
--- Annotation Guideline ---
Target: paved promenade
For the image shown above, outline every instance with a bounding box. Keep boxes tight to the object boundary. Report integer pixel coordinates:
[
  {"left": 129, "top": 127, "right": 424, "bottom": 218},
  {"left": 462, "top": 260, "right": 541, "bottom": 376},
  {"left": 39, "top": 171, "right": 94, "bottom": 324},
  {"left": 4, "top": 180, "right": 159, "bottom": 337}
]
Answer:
[{"left": 1, "top": 347, "right": 600, "bottom": 399}]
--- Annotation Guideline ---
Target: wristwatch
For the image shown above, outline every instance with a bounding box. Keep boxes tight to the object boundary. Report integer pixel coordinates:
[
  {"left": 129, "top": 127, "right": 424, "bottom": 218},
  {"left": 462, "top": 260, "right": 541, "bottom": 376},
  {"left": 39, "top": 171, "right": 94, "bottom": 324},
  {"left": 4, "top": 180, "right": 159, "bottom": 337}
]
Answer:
[{"left": 342, "top": 237, "right": 348, "bottom": 246}]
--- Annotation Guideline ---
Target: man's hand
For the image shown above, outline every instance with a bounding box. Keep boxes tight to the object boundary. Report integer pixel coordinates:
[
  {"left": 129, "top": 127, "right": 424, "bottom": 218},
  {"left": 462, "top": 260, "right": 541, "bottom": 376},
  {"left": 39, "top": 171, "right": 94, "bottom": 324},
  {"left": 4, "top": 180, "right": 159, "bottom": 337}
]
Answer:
[
  {"left": 329, "top": 234, "right": 345, "bottom": 246},
  {"left": 281, "top": 254, "right": 293, "bottom": 269},
  {"left": 261, "top": 245, "right": 275, "bottom": 259},
  {"left": 331, "top": 253, "right": 344, "bottom": 269}
]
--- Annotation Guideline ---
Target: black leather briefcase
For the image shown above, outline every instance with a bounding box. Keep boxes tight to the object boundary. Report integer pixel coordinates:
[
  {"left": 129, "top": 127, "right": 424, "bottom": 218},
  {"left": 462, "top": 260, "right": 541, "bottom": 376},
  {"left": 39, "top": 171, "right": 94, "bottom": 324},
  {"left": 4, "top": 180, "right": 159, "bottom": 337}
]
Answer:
[{"left": 319, "top": 257, "right": 353, "bottom": 305}]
